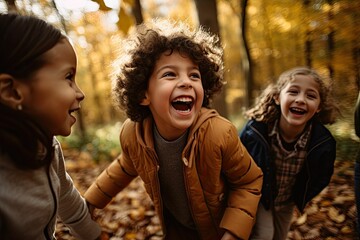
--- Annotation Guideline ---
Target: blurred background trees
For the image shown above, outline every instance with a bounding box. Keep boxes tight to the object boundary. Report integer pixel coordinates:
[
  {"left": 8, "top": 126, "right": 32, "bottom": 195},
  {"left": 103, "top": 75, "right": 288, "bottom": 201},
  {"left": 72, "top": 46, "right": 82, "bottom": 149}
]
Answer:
[{"left": 1, "top": 0, "right": 359, "bottom": 160}]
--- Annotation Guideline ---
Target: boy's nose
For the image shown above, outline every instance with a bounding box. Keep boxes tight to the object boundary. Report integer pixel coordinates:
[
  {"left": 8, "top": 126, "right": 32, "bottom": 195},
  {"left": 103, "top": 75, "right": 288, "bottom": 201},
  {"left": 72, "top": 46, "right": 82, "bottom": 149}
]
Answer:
[{"left": 179, "top": 77, "right": 192, "bottom": 88}]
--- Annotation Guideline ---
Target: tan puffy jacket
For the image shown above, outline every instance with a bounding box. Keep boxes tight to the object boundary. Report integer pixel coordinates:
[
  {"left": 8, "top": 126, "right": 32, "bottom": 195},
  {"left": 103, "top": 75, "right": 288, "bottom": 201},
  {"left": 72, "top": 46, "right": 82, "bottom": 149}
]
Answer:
[{"left": 84, "top": 108, "right": 263, "bottom": 239}]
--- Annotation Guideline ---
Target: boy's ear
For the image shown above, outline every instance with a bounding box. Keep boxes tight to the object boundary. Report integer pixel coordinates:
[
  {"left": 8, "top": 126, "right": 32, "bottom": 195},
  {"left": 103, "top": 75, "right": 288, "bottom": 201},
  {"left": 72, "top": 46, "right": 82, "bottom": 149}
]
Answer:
[
  {"left": 140, "top": 92, "right": 150, "bottom": 106},
  {"left": 0, "top": 74, "right": 24, "bottom": 109}
]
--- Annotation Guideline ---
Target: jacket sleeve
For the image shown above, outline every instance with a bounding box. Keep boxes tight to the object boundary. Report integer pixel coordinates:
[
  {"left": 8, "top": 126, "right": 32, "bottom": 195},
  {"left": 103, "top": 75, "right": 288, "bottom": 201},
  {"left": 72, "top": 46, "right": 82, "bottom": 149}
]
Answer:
[
  {"left": 219, "top": 123, "right": 263, "bottom": 239},
  {"left": 54, "top": 139, "right": 101, "bottom": 240},
  {"left": 84, "top": 121, "right": 137, "bottom": 208},
  {"left": 292, "top": 130, "right": 336, "bottom": 212},
  {"left": 355, "top": 91, "right": 360, "bottom": 138}
]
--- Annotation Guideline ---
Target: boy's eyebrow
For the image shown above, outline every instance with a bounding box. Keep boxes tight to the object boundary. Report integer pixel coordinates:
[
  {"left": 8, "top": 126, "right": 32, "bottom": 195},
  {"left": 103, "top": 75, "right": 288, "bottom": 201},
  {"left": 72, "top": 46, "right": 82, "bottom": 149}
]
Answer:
[{"left": 155, "top": 64, "right": 199, "bottom": 73}]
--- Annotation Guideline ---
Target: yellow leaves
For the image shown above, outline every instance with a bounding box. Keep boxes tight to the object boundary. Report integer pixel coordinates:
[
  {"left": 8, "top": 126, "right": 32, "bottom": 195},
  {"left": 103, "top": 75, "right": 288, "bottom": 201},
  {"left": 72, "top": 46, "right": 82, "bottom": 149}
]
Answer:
[
  {"left": 117, "top": 7, "right": 134, "bottom": 35},
  {"left": 129, "top": 206, "right": 146, "bottom": 221},
  {"left": 124, "top": 232, "right": 137, "bottom": 239},
  {"left": 327, "top": 207, "right": 346, "bottom": 224},
  {"left": 294, "top": 213, "right": 307, "bottom": 225},
  {"left": 340, "top": 225, "right": 352, "bottom": 234},
  {"left": 90, "top": 0, "right": 112, "bottom": 11},
  {"left": 90, "top": 0, "right": 135, "bottom": 34}
]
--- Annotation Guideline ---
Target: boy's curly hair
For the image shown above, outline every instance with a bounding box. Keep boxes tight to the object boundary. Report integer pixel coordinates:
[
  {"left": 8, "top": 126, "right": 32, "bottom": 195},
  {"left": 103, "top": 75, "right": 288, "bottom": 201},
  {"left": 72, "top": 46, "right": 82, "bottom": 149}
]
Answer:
[
  {"left": 245, "top": 66, "right": 340, "bottom": 125},
  {"left": 111, "top": 19, "right": 224, "bottom": 122}
]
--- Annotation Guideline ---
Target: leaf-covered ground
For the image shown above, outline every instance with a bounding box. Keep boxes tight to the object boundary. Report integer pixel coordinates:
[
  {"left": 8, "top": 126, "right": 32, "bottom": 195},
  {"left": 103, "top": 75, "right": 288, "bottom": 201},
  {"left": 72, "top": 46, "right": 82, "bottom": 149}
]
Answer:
[{"left": 56, "top": 149, "right": 358, "bottom": 240}]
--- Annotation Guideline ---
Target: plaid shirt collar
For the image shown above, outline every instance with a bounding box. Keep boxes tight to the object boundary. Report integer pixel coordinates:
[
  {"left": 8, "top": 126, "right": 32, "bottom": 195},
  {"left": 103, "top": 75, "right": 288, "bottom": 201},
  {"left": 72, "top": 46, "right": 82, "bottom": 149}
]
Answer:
[{"left": 269, "top": 119, "right": 312, "bottom": 152}]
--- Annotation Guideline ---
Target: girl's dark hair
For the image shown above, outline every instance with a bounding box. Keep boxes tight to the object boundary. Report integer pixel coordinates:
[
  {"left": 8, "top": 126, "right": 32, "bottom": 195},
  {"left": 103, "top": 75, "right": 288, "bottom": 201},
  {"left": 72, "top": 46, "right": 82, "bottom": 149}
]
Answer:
[
  {"left": 0, "top": 13, "right": 63, "bottom": 169},
  {"left": 111, "top": 19, "right": 225, "bottom": 122}
]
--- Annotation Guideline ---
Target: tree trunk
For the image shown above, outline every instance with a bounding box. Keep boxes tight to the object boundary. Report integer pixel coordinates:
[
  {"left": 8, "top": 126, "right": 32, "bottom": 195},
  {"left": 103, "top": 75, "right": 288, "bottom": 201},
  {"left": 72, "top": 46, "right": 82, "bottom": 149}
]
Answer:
[
  {"left": 326, "top": 0, "right": 335, "bottom": 81},
  {"left": 354, "top": 44, "right": 360, "bottom": 90},
  {"left": 132, "top": 0, "right": 144, "bottom": 25},
  {"left": 132, "top": 0, "right": 143, "bottom": 25},
  {"left": 194, "top": 0, "right": 228, "bottom": 118},
  {"left": 240, "top": 0, "right": 254, "bottom": 108},
  {"left": 304, "top": 0, "right": 313, "bottom": 67}
]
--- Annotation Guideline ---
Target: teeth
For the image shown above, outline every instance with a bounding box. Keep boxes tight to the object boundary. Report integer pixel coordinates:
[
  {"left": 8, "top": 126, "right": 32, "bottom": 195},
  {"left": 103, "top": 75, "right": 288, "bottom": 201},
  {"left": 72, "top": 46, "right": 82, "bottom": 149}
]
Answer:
[
  {"left": 172, "top": 96, "right": 193, "bottom": 112},
  {"left": 69, "top": 109, "right": 77, "bottom": 115},
  {"left": 173, "top": 97, "right": 192, "bottom": 102},
  {"left": 291, "top": 107, "right": 305, "bottom": 113},
  {"left": 178, "top": 109, "right": 191, "bottom": 113}
]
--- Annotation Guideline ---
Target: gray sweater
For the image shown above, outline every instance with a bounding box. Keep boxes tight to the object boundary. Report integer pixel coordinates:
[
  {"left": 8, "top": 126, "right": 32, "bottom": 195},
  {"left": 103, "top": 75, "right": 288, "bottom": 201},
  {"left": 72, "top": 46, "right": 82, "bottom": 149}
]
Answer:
[{"left": 0, "top": 137, "right": 101, "bottom": 240}]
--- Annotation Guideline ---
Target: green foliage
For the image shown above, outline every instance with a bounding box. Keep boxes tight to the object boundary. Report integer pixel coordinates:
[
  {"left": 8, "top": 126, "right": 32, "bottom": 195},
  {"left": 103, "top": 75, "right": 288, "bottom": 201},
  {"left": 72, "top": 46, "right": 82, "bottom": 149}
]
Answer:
[
  {"left": 58, "top": 122, "right": 122, "bottom": 163},
  {"left": 334, "top": 134, "right": 358, "bottom": 162},
  {"left": 328, "top": 119, "right": 359, "bottom": 161}
]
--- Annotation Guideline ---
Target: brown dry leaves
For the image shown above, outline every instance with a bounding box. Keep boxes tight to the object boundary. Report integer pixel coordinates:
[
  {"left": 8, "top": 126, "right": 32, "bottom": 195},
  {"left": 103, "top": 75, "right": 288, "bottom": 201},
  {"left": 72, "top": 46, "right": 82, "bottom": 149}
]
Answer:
[
  {"left": 56, "top": 150, "right": 358, "bottom": 240},
  {"left": 288, "top": 160, "right": 357, "bottom": 240}
]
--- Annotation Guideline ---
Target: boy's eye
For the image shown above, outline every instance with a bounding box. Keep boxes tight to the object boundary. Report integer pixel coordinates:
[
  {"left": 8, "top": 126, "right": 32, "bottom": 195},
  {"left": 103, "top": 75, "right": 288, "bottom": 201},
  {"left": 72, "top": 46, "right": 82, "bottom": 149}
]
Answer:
[
  {"left": 190, "top": 72, "right": 201, "bottom": 79},
  {"left": 162, "top": 72, "right": 175, "bottom": 78}
]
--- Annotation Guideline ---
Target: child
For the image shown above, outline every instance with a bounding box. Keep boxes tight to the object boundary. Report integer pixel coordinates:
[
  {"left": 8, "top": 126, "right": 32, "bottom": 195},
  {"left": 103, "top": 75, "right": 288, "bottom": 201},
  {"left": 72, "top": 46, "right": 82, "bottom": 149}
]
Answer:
[
  {"left": 84, "top": 19, "right": 263, "bottom": 240},
  {"left": 240, "top": 66, "right": 339, "bottom": 240},
  {"left": 354, "top": 91, "right": 360, "bottom": 237},
  {"left": 0, "top": 13, "right": 102, "bottom": 239}
]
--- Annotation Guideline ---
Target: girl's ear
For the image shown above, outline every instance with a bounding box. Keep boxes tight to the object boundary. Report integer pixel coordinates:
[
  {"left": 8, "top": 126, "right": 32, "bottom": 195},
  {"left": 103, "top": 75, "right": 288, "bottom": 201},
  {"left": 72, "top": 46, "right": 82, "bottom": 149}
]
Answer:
[
  {"left": 0, "top": 74, "right": 24, "bottom": 109},
  {"left": 140, "top": 92, "right": 150, "bottom": 106},
  {"left": 273, "top": 95, "right": 280, "bottom": 105}
]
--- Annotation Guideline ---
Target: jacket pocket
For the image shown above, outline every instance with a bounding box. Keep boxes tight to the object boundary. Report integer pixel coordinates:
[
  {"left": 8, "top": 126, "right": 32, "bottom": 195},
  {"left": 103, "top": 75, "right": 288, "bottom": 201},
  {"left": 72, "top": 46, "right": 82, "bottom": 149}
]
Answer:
[{"left": 203, "top": 190, "right": 226, "bottom": 223}]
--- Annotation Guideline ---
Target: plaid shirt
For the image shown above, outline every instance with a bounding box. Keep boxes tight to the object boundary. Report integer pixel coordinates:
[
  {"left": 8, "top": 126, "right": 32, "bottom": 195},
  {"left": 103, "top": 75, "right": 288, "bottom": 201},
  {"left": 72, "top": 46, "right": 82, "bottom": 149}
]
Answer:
[{"left": 269, "top": 120, "right": 312, "bottom": 210}]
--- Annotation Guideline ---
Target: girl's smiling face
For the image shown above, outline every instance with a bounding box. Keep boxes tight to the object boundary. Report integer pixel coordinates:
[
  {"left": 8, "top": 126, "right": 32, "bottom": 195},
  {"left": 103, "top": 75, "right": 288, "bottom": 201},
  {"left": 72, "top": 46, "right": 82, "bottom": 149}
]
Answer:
[
  {"left": 20, "top": 38, "right": 84, "bottom": 136},
  {"left": 275, "top": 74, "right": 321, "bottom": 133},
  {"left": 141, "top": 51, "right": 204, "bottom": 141}
]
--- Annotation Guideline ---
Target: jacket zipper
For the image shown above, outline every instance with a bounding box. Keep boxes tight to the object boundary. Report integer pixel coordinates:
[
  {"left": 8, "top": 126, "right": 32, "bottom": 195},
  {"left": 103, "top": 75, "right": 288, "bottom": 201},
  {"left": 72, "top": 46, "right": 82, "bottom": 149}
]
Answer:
[
  {"left": 182, "top": 158, "right": 210, "bottom": 238},
  {"left": 148, "top": 147, "right": 165, "bottom": 236}
]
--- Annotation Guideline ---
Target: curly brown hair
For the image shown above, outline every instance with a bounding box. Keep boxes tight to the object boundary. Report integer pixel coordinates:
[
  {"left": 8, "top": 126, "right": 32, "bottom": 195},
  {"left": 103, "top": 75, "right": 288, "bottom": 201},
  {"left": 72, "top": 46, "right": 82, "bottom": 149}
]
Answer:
[
  {"left": 245, "top": 66, "right": 340, "bottom": 125},
  {"left": 111, "top": 19, "right": 224, "bottom": 122}
]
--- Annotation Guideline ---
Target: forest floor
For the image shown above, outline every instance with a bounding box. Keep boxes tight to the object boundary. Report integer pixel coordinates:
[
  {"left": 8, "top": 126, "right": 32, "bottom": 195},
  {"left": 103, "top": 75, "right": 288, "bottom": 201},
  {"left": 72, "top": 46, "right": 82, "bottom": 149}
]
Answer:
[{"left": 55, "top": 149, "right": 358, "bottom": 240}]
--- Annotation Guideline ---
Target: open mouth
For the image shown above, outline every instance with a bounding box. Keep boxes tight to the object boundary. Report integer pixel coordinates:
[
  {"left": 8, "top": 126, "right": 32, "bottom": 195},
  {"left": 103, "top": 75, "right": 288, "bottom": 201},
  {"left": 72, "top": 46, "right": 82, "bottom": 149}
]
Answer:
[
  {"left": 171, "top": 96, "right": 194, "bottom": 112},
  {"left": 290, "top": 107, "right": 306, "bottom": 115},
  {"left": 69, "top": 108, "right": 80, "bottom": 116}
]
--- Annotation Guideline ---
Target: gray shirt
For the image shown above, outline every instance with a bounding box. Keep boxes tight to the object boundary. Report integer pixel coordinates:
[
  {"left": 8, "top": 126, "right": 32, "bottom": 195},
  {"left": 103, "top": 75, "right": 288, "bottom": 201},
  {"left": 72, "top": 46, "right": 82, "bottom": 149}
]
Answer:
[
  {"left": 0, "top": 137, "right": 101, "bottom": 239},
  {"left": 154, "top": 127, "right": 195, "bottom": 229}
]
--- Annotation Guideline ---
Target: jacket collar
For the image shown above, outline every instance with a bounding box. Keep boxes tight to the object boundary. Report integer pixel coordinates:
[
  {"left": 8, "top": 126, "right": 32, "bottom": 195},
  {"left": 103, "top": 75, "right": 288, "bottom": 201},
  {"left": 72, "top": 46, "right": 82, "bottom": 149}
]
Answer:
[{"left": 135, "top": 107, "right": 219, "bottom": 167}]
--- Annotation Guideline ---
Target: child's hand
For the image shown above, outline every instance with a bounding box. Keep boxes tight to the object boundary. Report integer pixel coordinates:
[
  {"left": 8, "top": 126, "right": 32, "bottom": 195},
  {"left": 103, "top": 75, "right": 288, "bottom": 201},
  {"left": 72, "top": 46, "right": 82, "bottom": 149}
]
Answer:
[
  {"left": 221, "top": 231, "right": 240, "bottom": 240},
  {"left": 86, "top": 201, "right": 96, "bottom": 220}
]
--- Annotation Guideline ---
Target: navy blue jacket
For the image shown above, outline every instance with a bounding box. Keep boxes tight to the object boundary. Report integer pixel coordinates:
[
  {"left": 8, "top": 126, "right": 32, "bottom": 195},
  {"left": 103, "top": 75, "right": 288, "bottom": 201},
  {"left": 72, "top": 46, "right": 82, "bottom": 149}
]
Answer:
[{"left": 240, "top": 119, "right": 336, "bottom": 212}]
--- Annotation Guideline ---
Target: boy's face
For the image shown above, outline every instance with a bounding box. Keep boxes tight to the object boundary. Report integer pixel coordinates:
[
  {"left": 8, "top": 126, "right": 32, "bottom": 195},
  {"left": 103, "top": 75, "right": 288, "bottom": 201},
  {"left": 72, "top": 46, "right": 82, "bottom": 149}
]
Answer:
[{"left": 141, "top": 51, "right": 204, "bottom": 141}]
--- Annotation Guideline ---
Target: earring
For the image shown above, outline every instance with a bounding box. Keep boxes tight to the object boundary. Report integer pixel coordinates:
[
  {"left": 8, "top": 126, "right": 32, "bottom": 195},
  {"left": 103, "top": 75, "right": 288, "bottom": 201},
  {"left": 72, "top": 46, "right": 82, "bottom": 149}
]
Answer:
[{"left": 17, "top": 104, "right": 22, "bottom": 111}]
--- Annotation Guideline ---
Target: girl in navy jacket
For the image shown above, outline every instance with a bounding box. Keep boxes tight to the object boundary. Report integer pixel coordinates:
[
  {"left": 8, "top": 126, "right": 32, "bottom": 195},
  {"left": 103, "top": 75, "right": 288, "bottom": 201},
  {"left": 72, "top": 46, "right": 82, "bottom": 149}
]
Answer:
[{"left": 240, "top": 66, "right": 340, "bottom": 240}]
